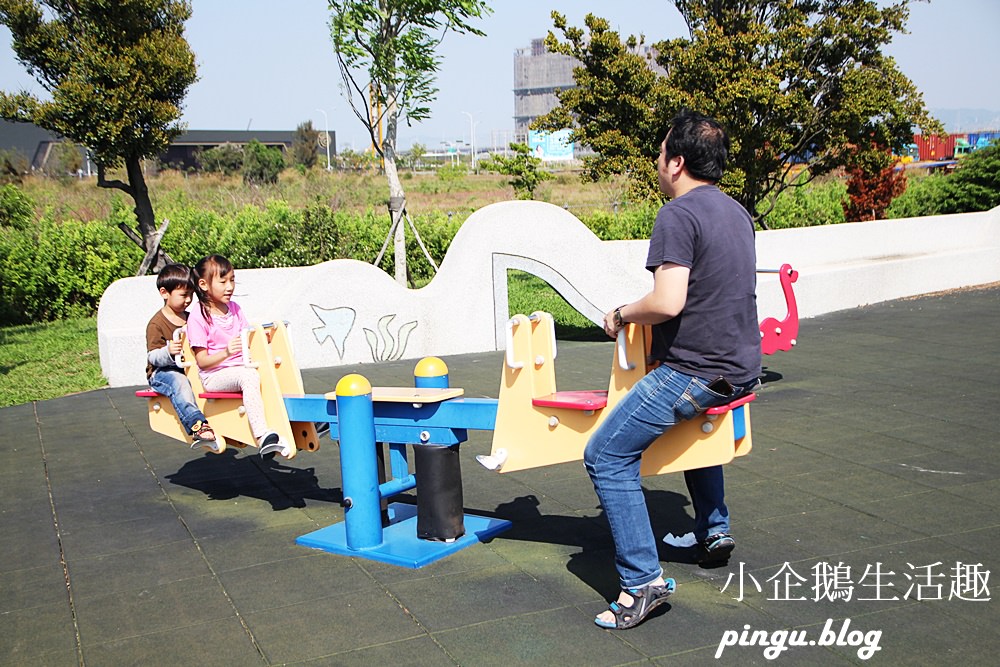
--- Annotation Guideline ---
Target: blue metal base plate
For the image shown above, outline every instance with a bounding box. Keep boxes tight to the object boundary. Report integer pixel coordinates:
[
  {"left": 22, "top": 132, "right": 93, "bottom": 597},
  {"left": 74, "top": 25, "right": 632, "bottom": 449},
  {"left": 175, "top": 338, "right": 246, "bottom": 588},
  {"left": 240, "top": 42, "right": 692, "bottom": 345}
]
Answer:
[{"left": 296, "top": 503, "right": 512, "bottom": 568}]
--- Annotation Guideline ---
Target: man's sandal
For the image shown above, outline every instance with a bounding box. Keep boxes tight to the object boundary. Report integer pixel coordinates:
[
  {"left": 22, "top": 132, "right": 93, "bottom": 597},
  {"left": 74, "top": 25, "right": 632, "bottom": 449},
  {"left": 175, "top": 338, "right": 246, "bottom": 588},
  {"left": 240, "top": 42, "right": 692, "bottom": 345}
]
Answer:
[{"left": 595, "top": 578, "right": 676, "bottom": 630}]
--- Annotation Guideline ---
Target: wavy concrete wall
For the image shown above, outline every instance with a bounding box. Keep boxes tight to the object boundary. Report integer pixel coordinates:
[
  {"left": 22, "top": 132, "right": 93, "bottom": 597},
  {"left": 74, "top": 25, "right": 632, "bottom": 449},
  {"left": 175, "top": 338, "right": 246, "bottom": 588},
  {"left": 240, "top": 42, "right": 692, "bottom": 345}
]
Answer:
[{"left": 98, "top": 201, "right": 1000, "bottom": 387}]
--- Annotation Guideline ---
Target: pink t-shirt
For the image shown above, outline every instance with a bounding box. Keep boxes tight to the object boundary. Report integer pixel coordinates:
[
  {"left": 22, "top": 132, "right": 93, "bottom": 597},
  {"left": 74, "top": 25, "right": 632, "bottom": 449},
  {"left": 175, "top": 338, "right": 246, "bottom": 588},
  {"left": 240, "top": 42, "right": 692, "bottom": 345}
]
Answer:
[{"left": 186, "top": 301, "right": 250, "bottom": 378}]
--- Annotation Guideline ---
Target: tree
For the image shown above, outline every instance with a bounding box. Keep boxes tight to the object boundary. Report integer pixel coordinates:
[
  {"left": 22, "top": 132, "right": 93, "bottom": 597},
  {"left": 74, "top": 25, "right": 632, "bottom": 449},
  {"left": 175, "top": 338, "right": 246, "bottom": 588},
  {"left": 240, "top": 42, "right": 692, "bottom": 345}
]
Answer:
[
  {"left": 407, "top": 142, "right": 427, "bottom": 171},
  {"left": 479, "top": 143, "right": 554, "bottom": 199},
  {"left": 43, "top": 140, "right": 83, "bottom": 179},
  {"left": 537, "top": 1, "right": 942, "bottom": 227},
  {"left": 328, "top": 0, "right": 491, "bottom": 285},
  {"left": 0, "top": 0, "right": 197, "bottom": 274},
  {"left": 938, "top": 142, "right": 1000, "bottom": 214},
  {"left": 197, "top": 143, "right": 244, "bottom": 176},
  {"left": 291, "top": 120, "right": 320, "bottom": 169},
  {"left": 843, "top": 144, "right": 906, "bottom": 221},
  {"left": 242, "top": 140, "right": 284, "bottom": 185}
]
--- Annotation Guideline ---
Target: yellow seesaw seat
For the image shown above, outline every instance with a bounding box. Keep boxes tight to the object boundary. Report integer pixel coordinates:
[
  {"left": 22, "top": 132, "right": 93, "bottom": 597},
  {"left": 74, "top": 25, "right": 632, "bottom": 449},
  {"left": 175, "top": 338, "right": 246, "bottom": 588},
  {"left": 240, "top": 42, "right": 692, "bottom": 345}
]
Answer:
[
  {"left": 137, "top": 321, "right": 322, "bottom": 458},
  {"left": 486, "top": 312, "right": 753, "bottom": 475}
]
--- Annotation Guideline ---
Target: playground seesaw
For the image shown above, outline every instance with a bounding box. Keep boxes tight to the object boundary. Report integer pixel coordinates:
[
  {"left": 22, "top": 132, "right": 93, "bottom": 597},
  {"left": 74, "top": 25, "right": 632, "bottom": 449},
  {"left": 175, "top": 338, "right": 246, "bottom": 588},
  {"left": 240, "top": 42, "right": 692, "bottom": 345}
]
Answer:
[
  {"left": 138, "top": 265, "right": 799, "bottom": 568},
  {"left": 136, "top": 320, "right": 323, "bottom": 458}
]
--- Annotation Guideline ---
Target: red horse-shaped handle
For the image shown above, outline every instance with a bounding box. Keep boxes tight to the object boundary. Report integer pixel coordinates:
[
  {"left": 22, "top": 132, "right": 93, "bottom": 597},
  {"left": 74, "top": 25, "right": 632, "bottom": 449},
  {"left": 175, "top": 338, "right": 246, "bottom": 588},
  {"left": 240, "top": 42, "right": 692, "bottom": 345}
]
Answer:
[{"left": 759, "top": 264, "right": 799, "bottom": 355}]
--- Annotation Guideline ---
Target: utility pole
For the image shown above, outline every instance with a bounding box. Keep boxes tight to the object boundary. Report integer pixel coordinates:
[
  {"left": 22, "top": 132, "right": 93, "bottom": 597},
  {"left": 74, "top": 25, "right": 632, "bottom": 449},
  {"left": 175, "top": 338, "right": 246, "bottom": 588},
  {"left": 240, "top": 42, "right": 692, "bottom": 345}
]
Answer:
[
  {"left": 462, "top": 111, "right": 479, "bottom": 173},
  {"left": 316, "top": 108, "right": 332, "bottom": 170}
]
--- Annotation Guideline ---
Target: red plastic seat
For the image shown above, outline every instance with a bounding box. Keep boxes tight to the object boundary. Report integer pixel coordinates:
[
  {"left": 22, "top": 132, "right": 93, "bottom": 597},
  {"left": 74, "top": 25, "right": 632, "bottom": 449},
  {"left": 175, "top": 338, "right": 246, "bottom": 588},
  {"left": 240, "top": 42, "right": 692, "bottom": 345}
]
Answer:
[
  {"left": 705, "top": 393, "right": 756, "bottom": 415},
  {"left": 199, "top": 392, "right": 244, "bottom": 400},
  {"left": 532, "top": 390, "right": 609, "bottom": 411}
]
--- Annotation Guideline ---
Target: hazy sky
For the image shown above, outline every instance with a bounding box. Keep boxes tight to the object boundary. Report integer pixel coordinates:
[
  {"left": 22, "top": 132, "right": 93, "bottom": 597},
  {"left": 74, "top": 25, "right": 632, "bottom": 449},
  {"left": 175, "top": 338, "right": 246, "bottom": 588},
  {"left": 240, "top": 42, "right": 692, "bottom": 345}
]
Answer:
[{"left": 3, "top": 1, "right": 999, "bottom": 151}]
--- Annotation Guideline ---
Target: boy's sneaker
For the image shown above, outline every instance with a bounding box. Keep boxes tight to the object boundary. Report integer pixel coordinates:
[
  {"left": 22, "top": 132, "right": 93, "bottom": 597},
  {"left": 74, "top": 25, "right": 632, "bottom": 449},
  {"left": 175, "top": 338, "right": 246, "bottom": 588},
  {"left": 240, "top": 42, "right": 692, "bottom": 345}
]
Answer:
[
  {"left": 258, "top": 431, "right": 290, "bottom": 458},
  {"left": 190, "top": 421, "right": 219, "bottom": 452},
  {"left": 698, "top": 533, "right": 735, "bottom": 565}
]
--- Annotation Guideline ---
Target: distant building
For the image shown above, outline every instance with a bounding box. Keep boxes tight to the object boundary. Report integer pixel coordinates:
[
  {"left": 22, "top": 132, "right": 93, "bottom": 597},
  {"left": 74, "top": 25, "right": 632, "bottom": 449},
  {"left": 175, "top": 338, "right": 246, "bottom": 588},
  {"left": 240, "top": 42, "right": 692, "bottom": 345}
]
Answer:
[
  {"left": 512, "top": 38, "right": 666, "bottom": 143},
  {"left": 0, "top": 120, "right": 333, "bottom": 172},
  {"left": 513, "top": 39, "right": 577, "bottom": 140}
]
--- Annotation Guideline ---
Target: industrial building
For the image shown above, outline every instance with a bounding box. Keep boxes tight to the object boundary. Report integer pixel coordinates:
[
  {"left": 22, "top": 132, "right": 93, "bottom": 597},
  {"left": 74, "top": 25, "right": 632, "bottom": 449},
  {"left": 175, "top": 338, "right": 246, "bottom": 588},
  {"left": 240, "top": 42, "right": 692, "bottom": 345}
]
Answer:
[
  {"left": 512, "top": 37, "right": 666, "bottom": 143},
  {"left": 0, "top": 120, "right": 314, "bottom": 174}
]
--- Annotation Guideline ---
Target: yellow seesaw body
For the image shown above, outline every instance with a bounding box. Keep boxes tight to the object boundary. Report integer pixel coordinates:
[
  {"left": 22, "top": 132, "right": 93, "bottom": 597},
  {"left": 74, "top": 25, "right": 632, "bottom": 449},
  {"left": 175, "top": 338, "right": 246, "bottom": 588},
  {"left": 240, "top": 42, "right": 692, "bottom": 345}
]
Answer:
[
  {"left": 488, "top": 312, "right": 752, "bottom": 475},
  {"left": 140, "top": 321, "right": 321, "bottom": 458}
]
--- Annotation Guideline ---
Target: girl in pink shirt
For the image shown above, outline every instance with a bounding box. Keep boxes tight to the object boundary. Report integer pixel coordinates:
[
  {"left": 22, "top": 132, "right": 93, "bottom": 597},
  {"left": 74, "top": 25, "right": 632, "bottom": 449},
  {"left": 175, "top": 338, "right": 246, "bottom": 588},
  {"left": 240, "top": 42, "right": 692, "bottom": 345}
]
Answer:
[{"left": 187, "top": 254, "right": 290, "bottom": 458}]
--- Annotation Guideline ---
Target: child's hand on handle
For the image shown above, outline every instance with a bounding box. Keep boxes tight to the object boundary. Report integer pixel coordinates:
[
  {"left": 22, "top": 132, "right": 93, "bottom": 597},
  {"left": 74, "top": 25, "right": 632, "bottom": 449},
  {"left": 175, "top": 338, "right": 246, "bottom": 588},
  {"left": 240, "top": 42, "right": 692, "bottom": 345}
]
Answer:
[
  {"left": 167, "top": 339, "right": 183, "bottom": 355},
  {"left": 225, "top": 336, "right": 242, "bottom": 356}
]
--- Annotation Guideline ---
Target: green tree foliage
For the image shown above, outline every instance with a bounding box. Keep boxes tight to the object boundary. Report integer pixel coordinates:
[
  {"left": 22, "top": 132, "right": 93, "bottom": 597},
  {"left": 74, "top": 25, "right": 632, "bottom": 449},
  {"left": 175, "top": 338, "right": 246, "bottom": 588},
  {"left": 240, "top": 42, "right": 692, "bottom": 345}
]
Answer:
[
  {"left": 0, "top": 0, "right": 198, "bottom": 272},
  {"left": 242, "top": 140, "right": 284, "bottom": 185},
  {"left": 536, "top": 1, "right": 941, "bottom": 227},
  {"left": 405, "top": 142, "right": 427, "bottom": 171},
  {"left": 197, "top": 143, "right": 244, "bottom": 175},
  {"left": 479, "top": 143, "right": 554, "bottom": 199},
  {"left": 328, "top": 0, "right": 491, "bottom": 284},
  {"left": 292, "top": 120, "right": 320, "bottom": 169}
]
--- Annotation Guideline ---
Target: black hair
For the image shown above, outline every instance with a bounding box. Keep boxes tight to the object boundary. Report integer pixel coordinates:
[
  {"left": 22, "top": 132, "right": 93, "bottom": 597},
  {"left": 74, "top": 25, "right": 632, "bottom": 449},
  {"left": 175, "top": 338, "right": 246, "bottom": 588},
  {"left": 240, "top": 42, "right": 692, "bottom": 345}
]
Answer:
[
  {"left": 664, "top": 110, "right": 730, "bottom": 183},
  {"left": 156, "top": 264, "right": 194, "bottom": 293},
  {"left": 192, "top": 254, "right": 235, "bottom": 319}
]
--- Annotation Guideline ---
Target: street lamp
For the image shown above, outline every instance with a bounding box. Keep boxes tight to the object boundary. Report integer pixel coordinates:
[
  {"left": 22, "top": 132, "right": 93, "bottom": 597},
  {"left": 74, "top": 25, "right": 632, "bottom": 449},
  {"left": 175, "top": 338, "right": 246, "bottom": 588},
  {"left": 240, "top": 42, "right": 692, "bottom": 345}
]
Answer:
[
  {"left": 316, "top": 108, "right": 332, "bottom": 171},
  {"left": 462, "top": 111, "right": 479, "bottom": 173}
]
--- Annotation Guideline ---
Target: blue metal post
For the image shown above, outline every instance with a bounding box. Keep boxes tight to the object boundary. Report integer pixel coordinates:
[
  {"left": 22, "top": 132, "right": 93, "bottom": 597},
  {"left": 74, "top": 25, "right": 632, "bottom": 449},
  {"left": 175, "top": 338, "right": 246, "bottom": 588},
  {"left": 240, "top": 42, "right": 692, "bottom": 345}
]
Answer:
[{"left": 336, "top": 374, "right": 382, "bottom": 550}]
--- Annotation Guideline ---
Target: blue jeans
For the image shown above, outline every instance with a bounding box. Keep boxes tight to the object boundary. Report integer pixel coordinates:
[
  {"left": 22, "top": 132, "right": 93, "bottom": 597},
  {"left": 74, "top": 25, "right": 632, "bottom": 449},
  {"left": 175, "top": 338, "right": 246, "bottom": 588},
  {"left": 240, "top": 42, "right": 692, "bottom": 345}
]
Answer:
[
  {"left": 583, "top": 365, "right": 738, "bottom": 588},
  {"left": 149, "top": 367, "right": 207, "bottom": 435}
]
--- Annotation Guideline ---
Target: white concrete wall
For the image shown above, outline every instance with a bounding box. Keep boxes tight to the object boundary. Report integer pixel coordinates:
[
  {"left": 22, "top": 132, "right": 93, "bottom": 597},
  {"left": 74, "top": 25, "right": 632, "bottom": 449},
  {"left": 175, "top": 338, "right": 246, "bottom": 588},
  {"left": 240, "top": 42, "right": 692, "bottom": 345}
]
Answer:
[{"left": 98, "top": 202, "right": 1000, "bottom": 387}]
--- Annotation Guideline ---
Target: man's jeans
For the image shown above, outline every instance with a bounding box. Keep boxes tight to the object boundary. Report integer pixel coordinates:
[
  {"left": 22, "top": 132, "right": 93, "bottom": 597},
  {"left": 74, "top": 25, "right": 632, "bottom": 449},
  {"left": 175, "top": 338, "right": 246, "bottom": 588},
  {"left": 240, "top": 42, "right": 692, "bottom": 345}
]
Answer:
[
  {"left": 584, "top": 365, "right": 737, "bottom": 588},
  {"left": 149, "top": 367, "right": 206, "bottom": 435}
]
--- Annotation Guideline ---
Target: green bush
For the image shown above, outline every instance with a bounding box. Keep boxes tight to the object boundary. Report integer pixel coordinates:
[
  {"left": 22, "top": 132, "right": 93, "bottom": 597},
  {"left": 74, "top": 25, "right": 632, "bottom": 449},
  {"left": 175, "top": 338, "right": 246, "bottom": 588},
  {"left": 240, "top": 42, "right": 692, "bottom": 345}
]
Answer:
[
  {"left": 197, "top": 143, "right": 243, "bottom": 175},
  {"left": 939, "top": 142, "right": 1000, "bottom": 213},
  {"left": 579, "top": 203, "right": 658, "bottom": 240},
  {"left": 888, "top": 143, "right": 1000, "bottom": 218},
  {"left": 242, "top": 140, "right": 284, "bottom": 185},
  {"left": 0, "top": 183, "right": 35, "bottom": 230},
  {"left": 761, "top": 179, "right": 848, "bottom": 229},
  {"left": 0, "top": 214, "right": 140, "bottom": 324},
  {"left": 886, "top": 173, "right": 951, "bottom": 218}
]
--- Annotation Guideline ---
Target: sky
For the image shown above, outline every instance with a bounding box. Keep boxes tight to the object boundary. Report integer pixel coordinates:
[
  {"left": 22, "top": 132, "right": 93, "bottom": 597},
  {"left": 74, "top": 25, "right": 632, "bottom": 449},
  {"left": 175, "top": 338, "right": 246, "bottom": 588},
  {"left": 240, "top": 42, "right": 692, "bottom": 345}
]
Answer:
[{"left": 2, "top": 0, "right": 999, "bottom": 152}]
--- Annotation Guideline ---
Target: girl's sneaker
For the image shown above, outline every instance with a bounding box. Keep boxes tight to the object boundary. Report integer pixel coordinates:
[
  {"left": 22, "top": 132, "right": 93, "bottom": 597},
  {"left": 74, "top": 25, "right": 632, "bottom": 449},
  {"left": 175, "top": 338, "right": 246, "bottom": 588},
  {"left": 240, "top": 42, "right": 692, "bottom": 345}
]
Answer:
[{"left": 258, "top": 431, "right": 290, "bottom": 458}]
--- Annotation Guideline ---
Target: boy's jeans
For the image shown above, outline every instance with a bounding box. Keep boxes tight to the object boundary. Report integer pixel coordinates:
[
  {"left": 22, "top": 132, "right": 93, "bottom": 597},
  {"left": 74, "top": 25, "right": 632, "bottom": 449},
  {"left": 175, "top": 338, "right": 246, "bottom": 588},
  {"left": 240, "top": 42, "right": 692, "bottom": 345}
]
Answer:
[
  {"left": 149, "top": 367, "right": 207, "bottom": 435},
  {"left": 583, "top": 365, "right": 738, "bottom": 588}
]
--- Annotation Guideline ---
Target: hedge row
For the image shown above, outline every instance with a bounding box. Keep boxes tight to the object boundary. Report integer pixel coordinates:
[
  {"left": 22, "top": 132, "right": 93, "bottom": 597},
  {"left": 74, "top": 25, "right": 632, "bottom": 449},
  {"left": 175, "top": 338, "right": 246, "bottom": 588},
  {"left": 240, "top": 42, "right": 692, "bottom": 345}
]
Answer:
[
  {"left": 0, "top": 170, "right": 905, "bottom": 326},
  {"left": 0, "top": 193, "right": 462, "bottom": 325}
]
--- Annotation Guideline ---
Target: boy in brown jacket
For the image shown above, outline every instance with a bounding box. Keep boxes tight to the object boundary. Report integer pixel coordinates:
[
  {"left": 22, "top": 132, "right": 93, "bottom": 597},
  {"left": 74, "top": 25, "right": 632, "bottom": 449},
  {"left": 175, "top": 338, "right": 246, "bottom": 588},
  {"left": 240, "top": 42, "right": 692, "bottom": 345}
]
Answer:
[{"left": 145, "top": 264, "right": 217, "bottom": 450}]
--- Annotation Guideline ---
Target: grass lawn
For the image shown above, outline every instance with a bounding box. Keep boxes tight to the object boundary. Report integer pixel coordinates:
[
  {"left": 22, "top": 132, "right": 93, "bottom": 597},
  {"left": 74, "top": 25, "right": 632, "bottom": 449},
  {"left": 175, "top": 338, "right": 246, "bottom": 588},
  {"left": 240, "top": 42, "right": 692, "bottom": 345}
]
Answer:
[
  {"left": 0, "top": 317, "right": 106, "bottom": 408},
  {"left": 0, "top": 276, "right": 603, "bottom": 407}
]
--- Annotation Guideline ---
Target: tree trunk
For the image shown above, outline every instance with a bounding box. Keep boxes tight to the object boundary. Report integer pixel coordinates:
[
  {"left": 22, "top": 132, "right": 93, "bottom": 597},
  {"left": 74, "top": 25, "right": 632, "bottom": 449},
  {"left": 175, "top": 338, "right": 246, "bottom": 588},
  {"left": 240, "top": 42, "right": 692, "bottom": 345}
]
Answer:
[
  {"left": 98, "top": 157, "right": 171, "bottom": 274},
  {"left": 383, "top": 88, "right": 408, "bottom": 285},
  {"left": 125, "top": 157, "right": 170, "bottom": 274}
]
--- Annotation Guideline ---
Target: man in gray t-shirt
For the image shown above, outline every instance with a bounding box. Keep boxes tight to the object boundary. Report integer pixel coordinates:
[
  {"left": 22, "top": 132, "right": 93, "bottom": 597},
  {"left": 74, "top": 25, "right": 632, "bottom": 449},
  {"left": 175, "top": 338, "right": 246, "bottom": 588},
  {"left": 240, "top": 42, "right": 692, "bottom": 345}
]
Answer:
[{"left": 586, "top": 110, "right": 760, "bottom": 630}]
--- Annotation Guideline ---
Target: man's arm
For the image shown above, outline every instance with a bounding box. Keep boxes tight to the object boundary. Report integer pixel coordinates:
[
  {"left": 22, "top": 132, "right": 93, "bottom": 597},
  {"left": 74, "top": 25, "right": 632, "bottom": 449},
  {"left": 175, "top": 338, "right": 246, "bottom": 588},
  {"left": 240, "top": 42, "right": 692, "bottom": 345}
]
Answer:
[{"left": 603, "top": 263, "right": 690, "bottom": 337}]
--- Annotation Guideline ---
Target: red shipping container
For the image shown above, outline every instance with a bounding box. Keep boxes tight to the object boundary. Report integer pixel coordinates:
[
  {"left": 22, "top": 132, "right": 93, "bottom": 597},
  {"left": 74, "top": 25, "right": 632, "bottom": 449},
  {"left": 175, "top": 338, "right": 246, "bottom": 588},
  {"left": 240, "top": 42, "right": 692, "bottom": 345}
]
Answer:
[{"left": 912, "top": 133, "right": 962, "bottom": 161}]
